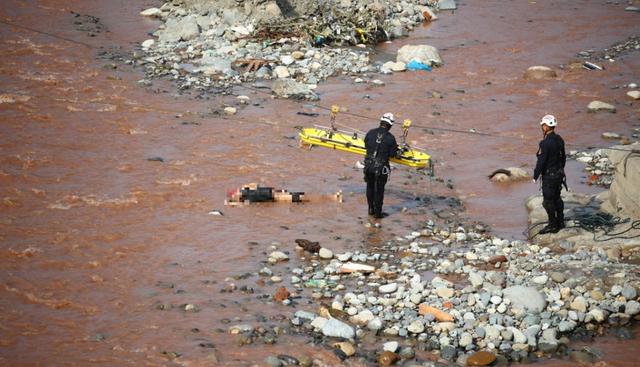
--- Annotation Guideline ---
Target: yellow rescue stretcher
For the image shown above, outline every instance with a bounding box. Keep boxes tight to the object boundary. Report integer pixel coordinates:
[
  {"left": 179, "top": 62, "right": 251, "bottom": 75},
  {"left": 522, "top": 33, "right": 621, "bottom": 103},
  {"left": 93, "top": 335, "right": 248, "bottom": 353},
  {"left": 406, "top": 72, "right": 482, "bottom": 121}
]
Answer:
[{"left": 298, "top": 106, "right": 431, "bottom": 169}]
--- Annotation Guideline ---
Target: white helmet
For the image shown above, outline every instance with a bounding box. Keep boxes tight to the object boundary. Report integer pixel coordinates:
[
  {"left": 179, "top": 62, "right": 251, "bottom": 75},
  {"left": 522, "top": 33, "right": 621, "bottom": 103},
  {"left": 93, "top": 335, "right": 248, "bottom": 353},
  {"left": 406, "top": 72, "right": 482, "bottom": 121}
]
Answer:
[
  {"left": 540, "top": 114, "right": 557, "bottom": 127},
  {"left": 381, "top": 112, "right": 395, "bottom": 126}
]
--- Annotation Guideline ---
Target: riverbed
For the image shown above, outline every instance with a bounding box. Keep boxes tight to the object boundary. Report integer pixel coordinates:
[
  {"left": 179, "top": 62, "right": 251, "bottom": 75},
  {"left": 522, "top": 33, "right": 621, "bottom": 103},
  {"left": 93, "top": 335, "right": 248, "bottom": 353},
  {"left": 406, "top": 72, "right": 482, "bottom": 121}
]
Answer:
[{"left": 0, "top": 0, "right": 639, "bottom": 365}]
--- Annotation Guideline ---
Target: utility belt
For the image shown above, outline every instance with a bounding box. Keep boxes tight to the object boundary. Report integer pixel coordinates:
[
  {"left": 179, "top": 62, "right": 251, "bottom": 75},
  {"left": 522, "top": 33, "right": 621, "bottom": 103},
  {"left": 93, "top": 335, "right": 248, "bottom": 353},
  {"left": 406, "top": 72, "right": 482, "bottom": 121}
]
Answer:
[
  {"left": 542, "top": 168, "right": 568, "bottom": 190},
  {"left": 364, "top": 156, "right": 390, "bottom": 176}
]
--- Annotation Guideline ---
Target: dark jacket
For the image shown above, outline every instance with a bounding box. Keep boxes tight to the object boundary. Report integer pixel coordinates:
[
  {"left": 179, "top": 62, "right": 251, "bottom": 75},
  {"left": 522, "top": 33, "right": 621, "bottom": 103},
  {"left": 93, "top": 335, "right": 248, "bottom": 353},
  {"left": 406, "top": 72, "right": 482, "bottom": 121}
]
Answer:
[
  {"left": 534, "top": 131, "right": 566, "bottom": 181},
  {"left": 364, "top": 126, "right": 398, "bottom": 167}
]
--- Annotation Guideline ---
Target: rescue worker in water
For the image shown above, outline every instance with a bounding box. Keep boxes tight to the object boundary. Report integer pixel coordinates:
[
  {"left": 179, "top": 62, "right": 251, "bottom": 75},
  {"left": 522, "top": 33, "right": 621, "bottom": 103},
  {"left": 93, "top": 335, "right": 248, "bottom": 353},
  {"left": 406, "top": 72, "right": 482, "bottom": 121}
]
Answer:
[
  {"left": 364, "top": 112, "right": 402, "bottom": 219},
  {"left": 533, "top": 114, "right": 567, "bottom": 234}
]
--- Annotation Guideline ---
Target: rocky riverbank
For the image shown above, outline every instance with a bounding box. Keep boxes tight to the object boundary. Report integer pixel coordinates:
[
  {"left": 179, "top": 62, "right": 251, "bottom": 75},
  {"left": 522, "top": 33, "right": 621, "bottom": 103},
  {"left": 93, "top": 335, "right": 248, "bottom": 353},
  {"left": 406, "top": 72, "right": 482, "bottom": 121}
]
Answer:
[
  {"left": 135, "top": 0, "right": 448, "bottom": 99},
  {"left": 235, "top": 216, "right": 640, "bottom": 366}
]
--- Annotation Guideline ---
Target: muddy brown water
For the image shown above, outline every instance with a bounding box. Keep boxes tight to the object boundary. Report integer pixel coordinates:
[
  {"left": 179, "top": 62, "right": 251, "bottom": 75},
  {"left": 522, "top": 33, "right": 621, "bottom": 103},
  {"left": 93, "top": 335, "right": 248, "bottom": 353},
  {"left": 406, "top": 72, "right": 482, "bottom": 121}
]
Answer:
[{"left": 1, "top": 0, "right": 639, "bottom": 365}]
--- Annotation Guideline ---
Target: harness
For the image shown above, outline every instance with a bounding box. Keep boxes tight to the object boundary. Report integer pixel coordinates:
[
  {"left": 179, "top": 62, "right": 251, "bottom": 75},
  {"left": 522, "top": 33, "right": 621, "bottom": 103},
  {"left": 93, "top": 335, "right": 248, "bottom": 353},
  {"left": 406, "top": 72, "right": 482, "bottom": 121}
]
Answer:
[{"left": 365, "top": 131, "right": 390, "bottom": 176}]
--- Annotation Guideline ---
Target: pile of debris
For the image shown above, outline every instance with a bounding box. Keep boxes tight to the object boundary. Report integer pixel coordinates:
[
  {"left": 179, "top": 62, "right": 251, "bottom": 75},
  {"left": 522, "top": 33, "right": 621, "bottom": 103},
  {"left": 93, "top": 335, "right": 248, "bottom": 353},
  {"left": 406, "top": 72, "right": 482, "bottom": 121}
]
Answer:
[
  {"left": 570, "top": 149, "right": 615, "bottom": 188},
  {"left": 135, "top": 0, "right": 448, "bottom": 98}
]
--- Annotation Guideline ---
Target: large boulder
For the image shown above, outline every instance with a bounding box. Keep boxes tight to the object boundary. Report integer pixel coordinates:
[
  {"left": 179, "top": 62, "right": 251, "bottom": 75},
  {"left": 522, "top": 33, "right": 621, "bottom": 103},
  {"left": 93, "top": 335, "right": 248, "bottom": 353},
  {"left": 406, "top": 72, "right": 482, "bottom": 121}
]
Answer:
[
  {"left": 602, "top": 143, "right": 640, "bottom": 219},
  {"left": 397, "top": 45, "right": 443, "bottom": 67},
  {"left": 271, "top": 79, "right": 319, "bottom": 100}
]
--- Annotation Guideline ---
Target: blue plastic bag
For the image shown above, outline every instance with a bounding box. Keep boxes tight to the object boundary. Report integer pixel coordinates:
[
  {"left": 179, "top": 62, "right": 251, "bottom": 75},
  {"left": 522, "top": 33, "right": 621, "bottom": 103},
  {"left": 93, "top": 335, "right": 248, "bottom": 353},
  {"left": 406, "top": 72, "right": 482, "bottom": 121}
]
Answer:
[{"left": 406, "top": 60, "right": 432, "bottom": 71}]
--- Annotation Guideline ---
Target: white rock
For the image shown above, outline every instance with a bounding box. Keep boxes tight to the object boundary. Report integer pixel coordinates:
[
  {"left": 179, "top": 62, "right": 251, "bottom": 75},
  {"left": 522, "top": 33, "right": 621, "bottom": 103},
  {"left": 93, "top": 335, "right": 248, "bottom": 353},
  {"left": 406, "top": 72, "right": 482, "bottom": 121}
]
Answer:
[
  {"left": 339, "top": 262, "right": 374, "bottom": 274},
  {"left": 311, "top": 316, "right": 328, "bottom": 329},
  {"left": 588, "top": 100, "right": 616, "bottom": 113},
  {"left": 319, "top": 248, "right": 333, "bottom": 259},
  {"left": 509, "top": 327, "right": 527, "bottom": 344},
  {"left": 503, "top": 285, "right": 547, "bottom": 312},
  {"left": 436, "top": 287, "right": 454, "bottom": 299},
  {"left": 532, "top": 275, "right": 548, "bottom": 285},
  {"left": 625, "top": 300, "right": 640, "bottom": 316},
  {"left": 396, "top": 44, "right": 443, "bottom": 66},
  {"left": 371, "top": 79, "right": 385, "bottom": 86},
  {"left": 281, "top": 55, "right": 295, "bottom": 66},
  {"left": 224, "top": 107, "right": 237, "bottom": 115},
  {"left": 383, "top": 341, "right": 399, "bottom": 352},
  {"left": 379, "top": 283, "right": 398, "bottom": 294},
  {"left": 459, "top": 332, "right": 473, "bottom": 347},
  {"left": 140, "top": 7, "right": 162, "bottom": 17},
  {"left": 627, "top": 90, "right": 640, "bottom": 100},
  {"left": 469, "top": 272, "right": 484, "bottom": 288},
  {"left": 274, "top": 66, "right": 290, "bottom": 78},
  {"left": 351, "top": 309, "right": 374, "bottom": 325},
  {"left": 367, "top": 317, "right": 383, "bottom": 331},
  {"left": 408, "top": 320, "right": 425, "bottom": 334},
  {"left": 141, "top": 39, "right": 155, "bottom": 49},
  {"left": 268, "top": 251, "right": 289, "bottom": 262},
  {"left": 321, "top": 318, "right": 355, "bottom": 339}
]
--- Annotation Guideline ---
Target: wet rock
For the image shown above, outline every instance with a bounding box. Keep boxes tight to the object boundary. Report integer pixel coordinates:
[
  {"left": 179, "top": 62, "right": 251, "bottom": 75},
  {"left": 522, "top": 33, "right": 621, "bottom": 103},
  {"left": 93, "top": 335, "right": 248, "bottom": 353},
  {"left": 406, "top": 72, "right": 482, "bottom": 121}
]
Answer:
[
  {"left": 140, "top": 8, "right": 162, "bottom": 17},
  {"left": 321, "top": 318, "right": 355, "bottom": 339},
  {"left": 334, "top": 341, "right": 355, "bottom": 357},
  {"left": 274, "top": 286, "right": 290, "bottom": 302},
  {"left": 277, "top": 355, "right": 299, "bottom": 365},
  {"left": 523, "top": 66, "right": 557, "bottom": 80},
  {"left": 295, "top": 239, "right": 320, "bottom": 253},
  {"left": 602, "top": 132, "right": 621, "bottom": 139},
  {"left": 397, "top": 44, "right": 443, "bottom": 67},
  {"left": 587, "top": 100, "right": 616, "bottom": 113},
  {"left": 440, "top": 345, "right": 457, "bottom": 361},
  {"left": 570, "top": 350, "right": 597, "bottom": 364},
  {"left": 383, "top": 61, "right": 407, "bottom": 72},
  {"left": 268, "top": 251, "right": 289, "bottom": 263},
  {"left": 372, "top": 79, "right": 385, "bottom": 86},
  {"left": 229, "top": 324, "right": 254, "bottom": 334},
  {"left": 398, "top": 346, "right": 415, "bottom": 359},
  {"left": 467, "top": 351, "right": 496, "bottom": 366},
  {"left": 503, "top": 286, "right": 547, "bottom": 312},
  {"left": 265, "top": 356, "right": 282, "bottom": 367},
  {"left": 439, "top": 0, "right": 457, "bottom": 10},
  {"left": 271, "top": 79, "right": 318, "bottom": 100},
  {"left": 627, "top": 90, "right": 640, "bottom": 100},
  {"left": 378, "top": 351, "right": 399, "bottom": 366}
]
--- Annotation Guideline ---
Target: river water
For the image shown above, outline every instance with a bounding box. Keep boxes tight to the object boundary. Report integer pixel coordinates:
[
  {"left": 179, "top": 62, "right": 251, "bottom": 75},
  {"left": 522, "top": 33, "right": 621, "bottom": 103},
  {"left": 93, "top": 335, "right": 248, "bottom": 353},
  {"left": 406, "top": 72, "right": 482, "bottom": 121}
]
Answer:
[{"left": 1, "top": 0, "right": 638, "bottom": 365}]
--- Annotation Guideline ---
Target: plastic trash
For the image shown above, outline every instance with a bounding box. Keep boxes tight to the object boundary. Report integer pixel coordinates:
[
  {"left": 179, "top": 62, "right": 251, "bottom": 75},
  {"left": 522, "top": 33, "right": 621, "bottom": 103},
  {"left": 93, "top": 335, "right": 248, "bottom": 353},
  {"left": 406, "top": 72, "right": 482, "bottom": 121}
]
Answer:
[{"left": 406, "top": 60, "right": 432, "bottom": 71}]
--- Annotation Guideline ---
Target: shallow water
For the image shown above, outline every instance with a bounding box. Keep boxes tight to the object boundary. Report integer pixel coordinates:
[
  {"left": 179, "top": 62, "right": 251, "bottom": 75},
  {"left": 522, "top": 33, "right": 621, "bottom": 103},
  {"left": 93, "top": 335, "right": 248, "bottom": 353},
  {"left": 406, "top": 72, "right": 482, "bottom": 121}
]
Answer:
[{"left": 0, "top": 0, "right": 639, "bottom": 365}]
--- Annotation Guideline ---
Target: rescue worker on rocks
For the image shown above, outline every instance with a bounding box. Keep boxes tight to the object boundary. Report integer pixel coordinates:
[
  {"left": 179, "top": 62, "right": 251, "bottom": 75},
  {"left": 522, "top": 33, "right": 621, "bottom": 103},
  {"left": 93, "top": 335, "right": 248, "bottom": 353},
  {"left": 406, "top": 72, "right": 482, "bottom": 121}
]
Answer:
[
  {"left": 533, "top": 114, "right": 567, "bottom": 234},
  {"left": 364, "top": 112, "right": 401, "bottom": 219}
]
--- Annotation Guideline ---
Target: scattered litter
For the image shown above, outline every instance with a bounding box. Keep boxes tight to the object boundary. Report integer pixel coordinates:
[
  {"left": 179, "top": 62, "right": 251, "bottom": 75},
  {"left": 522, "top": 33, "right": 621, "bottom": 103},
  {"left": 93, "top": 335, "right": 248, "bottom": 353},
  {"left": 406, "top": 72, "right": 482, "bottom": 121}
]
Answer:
[
  {"left": 406, "top": 59, "right": 433, "bottom": 71},
  {"left": 225, "top": 183, "right": 342, "bottom": 205},
  {"left": 583, "top": 61, "right": 603, "bottom": 70},
  {"left": 297, "top": 111, "right": 319, "bottom": 117}
]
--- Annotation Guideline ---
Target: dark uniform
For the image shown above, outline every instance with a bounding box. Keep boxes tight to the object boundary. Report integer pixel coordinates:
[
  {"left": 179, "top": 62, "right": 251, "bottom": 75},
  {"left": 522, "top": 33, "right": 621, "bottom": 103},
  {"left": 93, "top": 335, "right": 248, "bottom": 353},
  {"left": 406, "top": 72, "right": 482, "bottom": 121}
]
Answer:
[
  {"left": 533, "top": 131, "right": 566, "bottom": 230},
  {"left": 364, "top": 126, "right": 398, "bottom": 218}
]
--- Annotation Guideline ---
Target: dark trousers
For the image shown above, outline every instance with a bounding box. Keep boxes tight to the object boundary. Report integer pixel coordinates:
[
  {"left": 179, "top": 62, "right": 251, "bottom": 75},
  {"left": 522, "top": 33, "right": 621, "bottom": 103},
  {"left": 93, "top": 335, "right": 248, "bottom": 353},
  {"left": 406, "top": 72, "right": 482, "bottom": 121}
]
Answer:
[
  {"left": 365, "top": 171, "right": 388, "bottom": 216},
  {"left": 542, "top": 179, "right": 564, "bottom": 228}
]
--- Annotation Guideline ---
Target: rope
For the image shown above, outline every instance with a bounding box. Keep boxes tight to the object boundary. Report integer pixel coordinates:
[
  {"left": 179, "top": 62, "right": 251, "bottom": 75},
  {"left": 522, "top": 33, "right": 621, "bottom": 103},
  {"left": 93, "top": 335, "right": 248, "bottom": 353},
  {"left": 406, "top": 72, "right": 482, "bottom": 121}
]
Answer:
[
  {"left": 528, "top": 212, "right": 640, "bottom": 242},
  {"left": 0, "top": 19, "right": 95, "bottom": 48}
]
